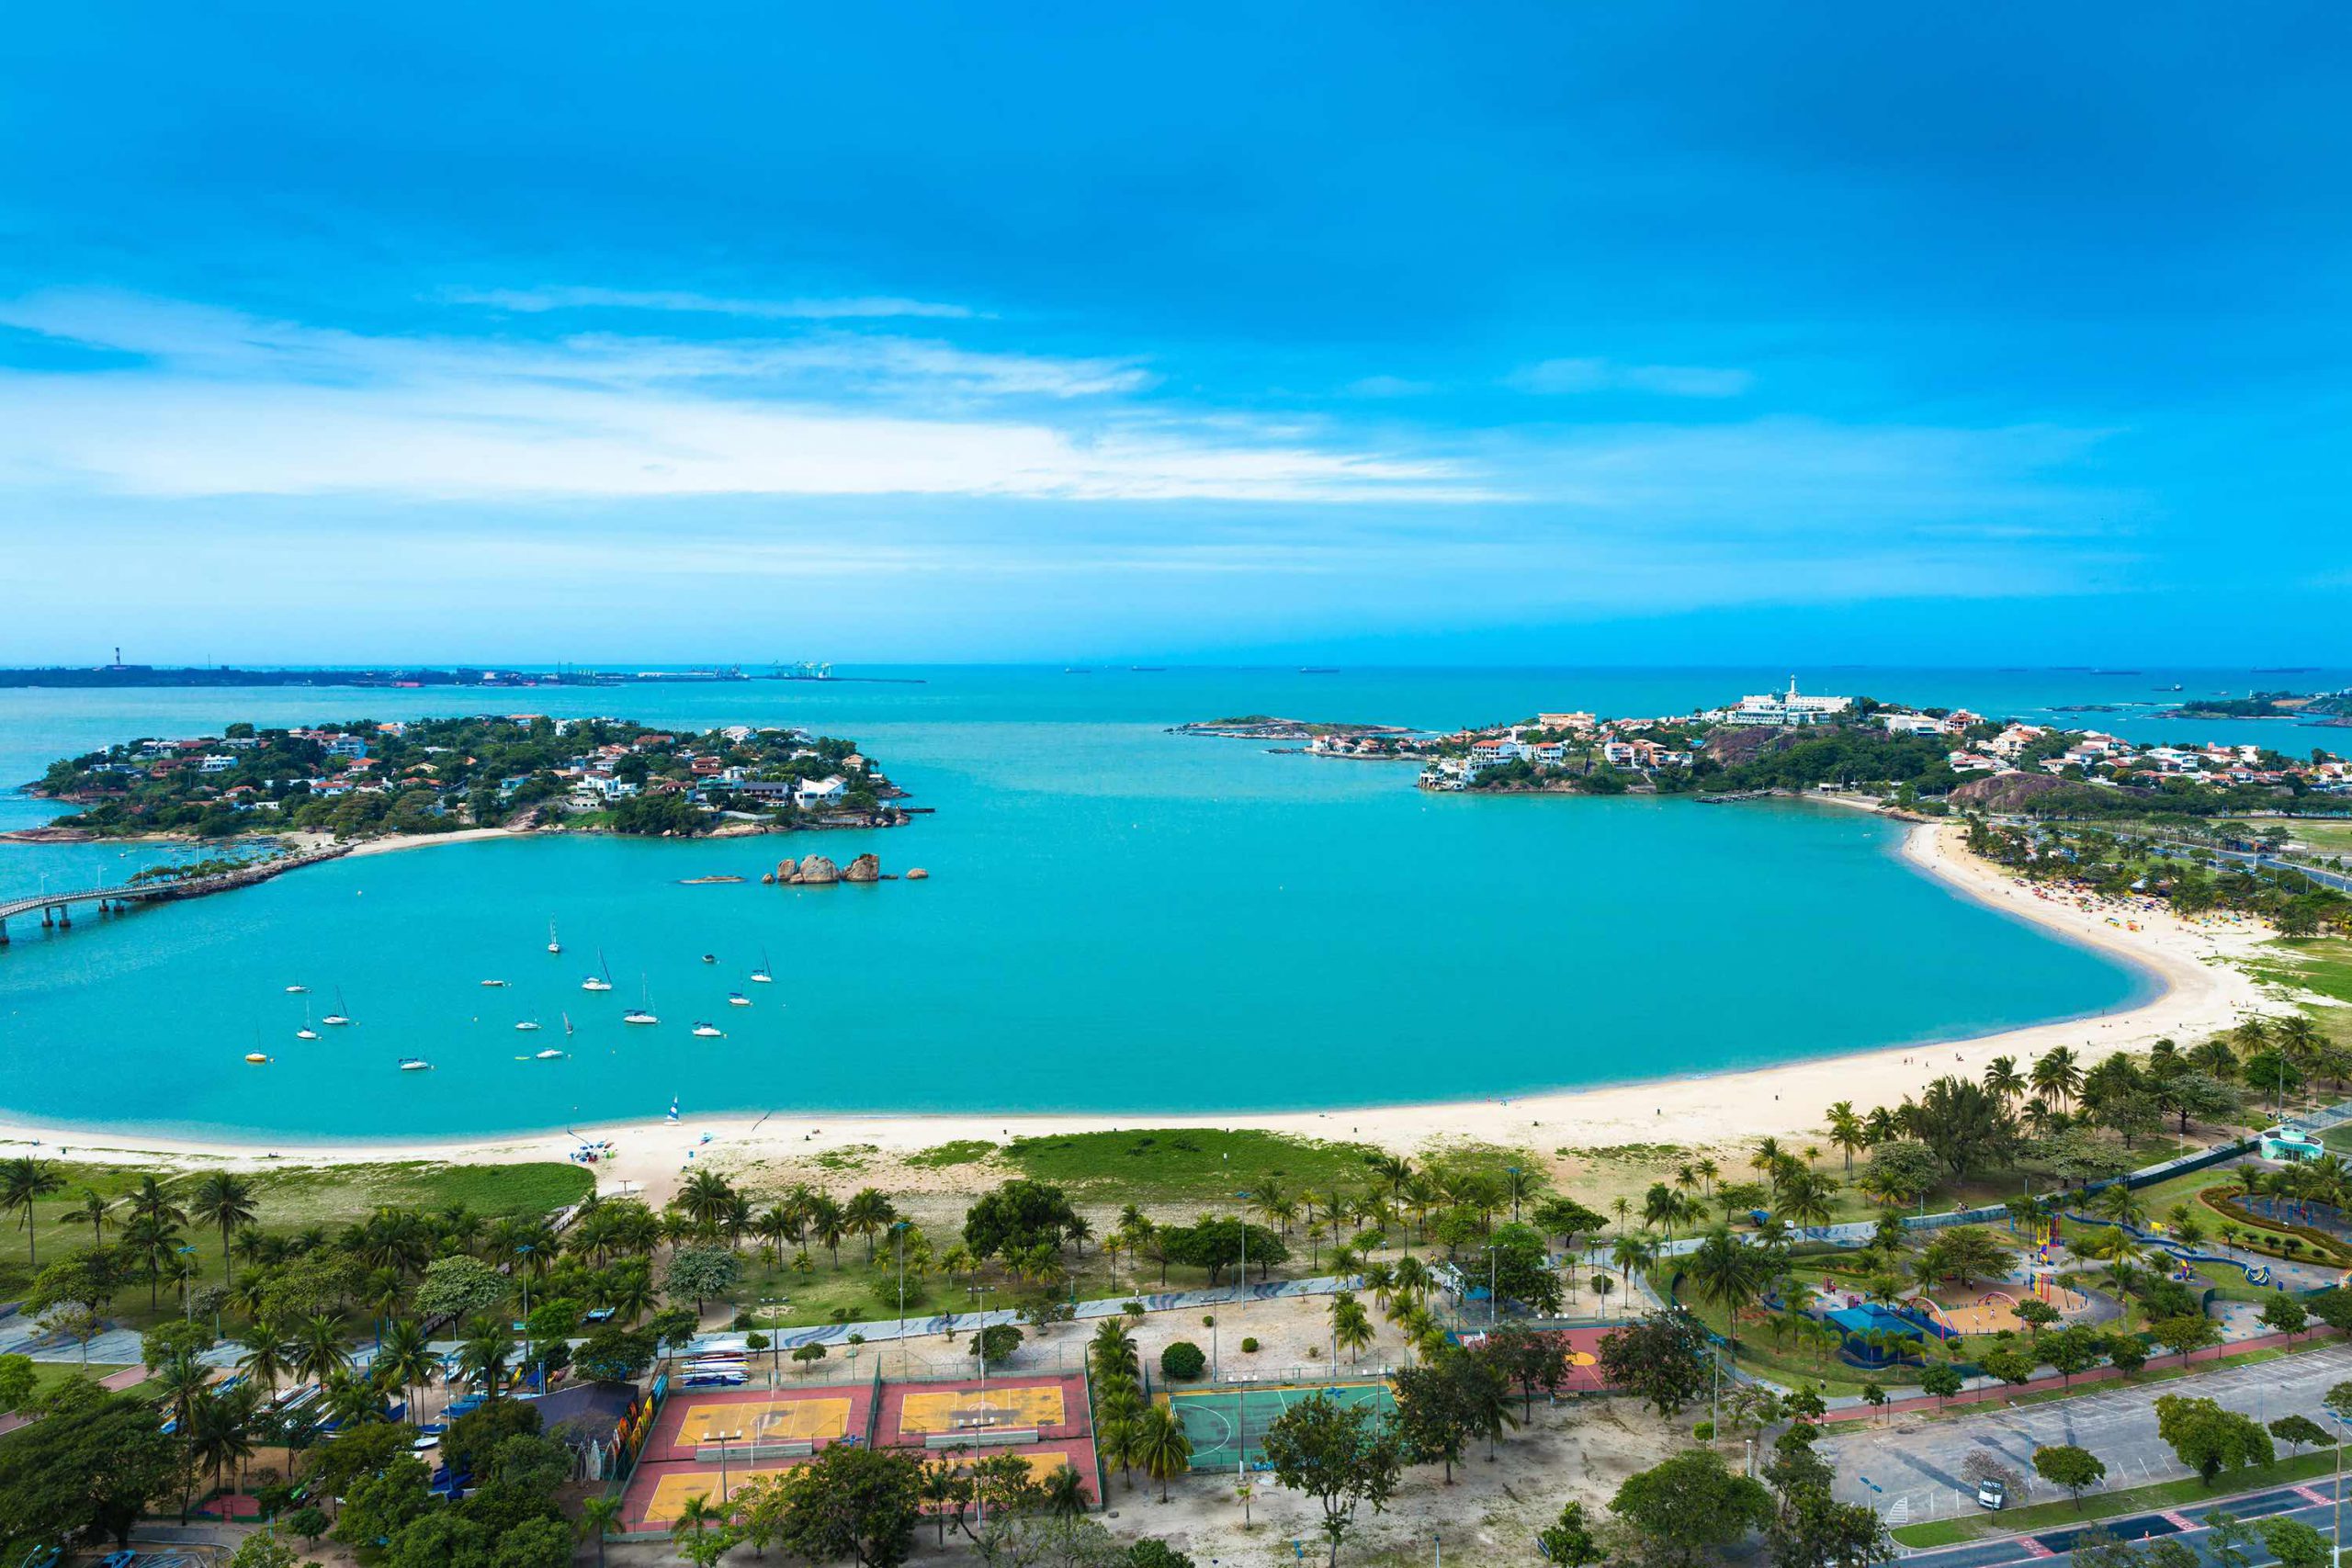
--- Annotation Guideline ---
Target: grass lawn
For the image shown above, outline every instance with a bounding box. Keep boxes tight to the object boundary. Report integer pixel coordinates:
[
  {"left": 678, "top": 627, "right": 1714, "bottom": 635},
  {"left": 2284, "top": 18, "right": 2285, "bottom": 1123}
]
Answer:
[
  {"left": 22, "top": 1361, "right": 137, "bottom": 1401},
  {"left": 993, "top": 1127, "right": 1417, "bottom": 1201},
  {"left": 2245, "top": 937, "right": 2352, "bottom": 1007},
  {"left": 1891, "top": 1443, "right": 2346, "bottom": 1548},
  {"left": 0, "top": 1157, "right": 594, "bottom": 1324}
]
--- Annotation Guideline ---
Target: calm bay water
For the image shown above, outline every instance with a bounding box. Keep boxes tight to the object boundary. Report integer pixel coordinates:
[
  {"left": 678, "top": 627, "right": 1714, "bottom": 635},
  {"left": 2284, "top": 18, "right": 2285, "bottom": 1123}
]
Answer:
[{"left": 3, "top": 664, "right": 2338, "bottom": 1142}]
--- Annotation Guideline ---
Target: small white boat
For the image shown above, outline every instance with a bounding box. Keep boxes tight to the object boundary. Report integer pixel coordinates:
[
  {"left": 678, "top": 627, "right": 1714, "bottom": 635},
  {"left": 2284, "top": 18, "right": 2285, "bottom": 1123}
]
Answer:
[
  {"left": 728, "top": 992, "right": 751, "bottom": 1007},
  {"left": 665, "top": 1095, "right": 681, "bottom": 1123},
  {"left": 398, "top": 1057, "right": 432, "bottom": 1072},
  {"left": 623, "top": 977, "right": 658, "bottom": 1025},
  {"left": 691, "top": 1021, "right": 725, "bottom": 1039},
  {"left": 582, "top": 948, "right": 615, "bottom": 992},
  {"left": 750, "top": 947, "right": 774, "bottom": 984},
  {"left": 515, "top": 1020, "right": 541, "bottom": 1032},
  {"left": 547, "top": 919, "right": 562, "bottom": 955},
  {"left": 481, "top": 978, "right": 507, "bottom": 988},
  {"left": 245, "top": 1052, "right": 271, "bottom": 1065},
  {"left": 284, "top": 984, "right": 308, "bottom": 994},
  {"left": 321, "top": 987, "right": 353, "bottom": 1027},
  {"left": 296, "top": 1001, "right": 319, "bottom": 1041},
  {"left": 700, "top": 953, "right": 717, "bottom": 964},
  {"left": 533, "top": 1048, "right": 567, "bottom": 1060}
]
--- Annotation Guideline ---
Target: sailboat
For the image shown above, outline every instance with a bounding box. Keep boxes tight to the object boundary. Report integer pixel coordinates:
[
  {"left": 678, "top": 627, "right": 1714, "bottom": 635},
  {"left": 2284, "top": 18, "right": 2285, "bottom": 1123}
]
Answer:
[
  {"left": 295, "top": 1001, "right": 319, "bottom": 1042},
  {"left": 245, "top": 1052, "right": 272, "bottom": 1065},
  {"left": 582, "top": 949, "right": 615, "bottom": 992},
  {"left": 321, "top": 988, "right": 353, "bottom": 1026},
  {"left": 514, "top": 1018, "right": 542, "bottom": 1032},
  {"left": 691, "top": 1021, "right": 725, "bottom": 1038},
  {"left": 750, "top": 948, "right": 774, "bottom": 984},
  {"left": 665, "top": 1095, "right": 681, "bottom": 1123},
  {"left": 562, "top": 1011, "right": 575, "bottom": 1037},
  {"left": 623, "top": 978, "right": 659, "bottom": 1025},
  {"left": 728, "top": 991, "right": 751, "bottom": 1007},
  {"left": 547, "top": 919, "right": 562, "bottom": 954}
]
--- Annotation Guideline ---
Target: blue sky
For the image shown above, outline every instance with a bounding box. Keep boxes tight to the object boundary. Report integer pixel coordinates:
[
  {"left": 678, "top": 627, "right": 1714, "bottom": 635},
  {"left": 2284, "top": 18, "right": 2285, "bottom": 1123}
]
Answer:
[{"left": 2, "top": 2, "right": 2346, "bottom": 664}]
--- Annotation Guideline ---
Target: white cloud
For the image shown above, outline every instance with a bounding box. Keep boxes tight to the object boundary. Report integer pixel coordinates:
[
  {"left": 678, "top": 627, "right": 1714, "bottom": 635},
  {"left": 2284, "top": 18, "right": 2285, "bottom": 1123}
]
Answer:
[
  {"left": 1509, "top": 356, "right": 1753, "bottom": 398},
  {"left": 0, "top": 290, "right": 1492, "bottom": 504},
  {"left": 443, "top": 286, "right": 977, "bottom": 320}
]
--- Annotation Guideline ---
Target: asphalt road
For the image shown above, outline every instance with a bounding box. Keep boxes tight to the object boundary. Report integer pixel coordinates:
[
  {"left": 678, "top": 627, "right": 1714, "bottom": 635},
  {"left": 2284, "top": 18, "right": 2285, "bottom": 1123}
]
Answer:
[
  {"left": 1905, "top": 1478, "right": 2352, "bottom": 1568},
  {"left": 1825, "top": 1341, "right": 2352, "bottom": 1523}
]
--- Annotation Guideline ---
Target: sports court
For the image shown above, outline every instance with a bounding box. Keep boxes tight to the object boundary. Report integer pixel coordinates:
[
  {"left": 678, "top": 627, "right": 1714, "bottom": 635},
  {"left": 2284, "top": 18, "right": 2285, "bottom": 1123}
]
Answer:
[
  {"left": 639, "top": 1382, "right": 876, "bottom": 1464},
  {"left": 876, "top": 1372, "right": 1091, "bottom": 1448},
  {"left": 1452, "top": 1325, "right": 1613, "bottom": 1393},
  {"left": 1165, "top": 1380, "right": 1396, "bottom": 1471},
  {"left": 621, "top": 1381, "right": 878, "bottom": 1531}
]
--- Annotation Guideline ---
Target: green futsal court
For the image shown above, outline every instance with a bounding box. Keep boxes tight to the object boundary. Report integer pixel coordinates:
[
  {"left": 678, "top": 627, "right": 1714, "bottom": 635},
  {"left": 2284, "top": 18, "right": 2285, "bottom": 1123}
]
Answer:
[{"left": 1165, "top": 1381, "right": 1397, "bottom": 1471}]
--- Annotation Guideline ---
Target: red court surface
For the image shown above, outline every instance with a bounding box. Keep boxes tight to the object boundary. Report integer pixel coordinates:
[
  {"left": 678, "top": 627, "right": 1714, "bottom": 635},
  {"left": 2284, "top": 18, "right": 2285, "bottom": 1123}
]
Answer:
[
  {"left": 622, "top": 1381, "right": 877, "bottom": 1531},
  {"left": 1453, "top": 1325, "right": 1614, "bottom": 1393}
]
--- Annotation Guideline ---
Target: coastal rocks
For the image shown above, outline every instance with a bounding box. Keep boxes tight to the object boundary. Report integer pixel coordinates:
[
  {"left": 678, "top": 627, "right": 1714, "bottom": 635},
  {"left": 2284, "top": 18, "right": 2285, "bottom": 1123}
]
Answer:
[
  {"left": 906, "top": 867, "right": 929, "bottom": 880},
  {"left": 1701, "top": 726, "right": 1809, "bottom": 766},
  {"left": 775, "top": 853, "right": 841, "bottom": 886},
  {"left": 843, "top": 853, "right": 881, "bottom": 883},
  {"left": 1951, "top": 771, "right": 2070, "bottom": 812}
]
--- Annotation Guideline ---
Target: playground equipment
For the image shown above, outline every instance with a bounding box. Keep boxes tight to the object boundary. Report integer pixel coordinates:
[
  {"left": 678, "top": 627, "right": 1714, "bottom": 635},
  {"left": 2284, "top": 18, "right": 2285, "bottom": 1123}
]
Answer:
[{"left": 2153, "top": 1242, "right": 2271, "bottom": 1288}]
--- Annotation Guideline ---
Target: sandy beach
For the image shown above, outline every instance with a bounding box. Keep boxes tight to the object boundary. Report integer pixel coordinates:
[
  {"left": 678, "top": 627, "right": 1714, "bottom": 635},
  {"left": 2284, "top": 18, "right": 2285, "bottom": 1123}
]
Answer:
[{"left": 0, "top": 818, "right": 2282, "bottom": 1201}]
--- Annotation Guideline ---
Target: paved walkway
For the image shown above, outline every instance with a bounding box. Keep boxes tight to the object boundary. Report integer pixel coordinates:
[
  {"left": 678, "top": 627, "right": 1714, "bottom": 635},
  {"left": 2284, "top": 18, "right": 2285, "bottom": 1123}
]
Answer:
[{"left": 1905, "top": 1474, "right": 2352, "bottom": 1568}]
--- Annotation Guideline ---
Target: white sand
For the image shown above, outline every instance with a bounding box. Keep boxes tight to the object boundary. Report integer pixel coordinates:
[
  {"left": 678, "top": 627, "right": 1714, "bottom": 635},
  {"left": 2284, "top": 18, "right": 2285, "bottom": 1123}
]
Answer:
[{"left": 0, "top": 818, "right": 2279, "bottom": 1202}]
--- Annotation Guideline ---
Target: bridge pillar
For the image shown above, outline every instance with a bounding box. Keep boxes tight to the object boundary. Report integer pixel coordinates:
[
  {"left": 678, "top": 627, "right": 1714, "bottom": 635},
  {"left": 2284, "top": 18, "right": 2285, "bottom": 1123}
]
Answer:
[
  {"left": 41, "top": 907, "right": 53, "bottom": 929},
  {"left": 0, "top": 916, "right": 8, "bottom": 945},
  {"left": 55, "top": 905, "right": 69, "bottom": 929}
]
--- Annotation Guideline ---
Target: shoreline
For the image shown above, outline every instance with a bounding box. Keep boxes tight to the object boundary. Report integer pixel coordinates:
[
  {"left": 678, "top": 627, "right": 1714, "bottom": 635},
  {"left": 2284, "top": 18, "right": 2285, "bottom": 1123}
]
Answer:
[{"left": 0, "top": 818, "right": 2280, "bottom": 1201}]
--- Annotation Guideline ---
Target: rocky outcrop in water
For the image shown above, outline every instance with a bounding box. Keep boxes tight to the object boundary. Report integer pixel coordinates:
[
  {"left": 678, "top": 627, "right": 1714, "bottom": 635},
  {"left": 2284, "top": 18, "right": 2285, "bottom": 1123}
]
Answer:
[
  {"left": 906, "top": 867, "right": 929, "bottom": 880},
  {"left": 843, "top": 853, "right": 880, "bottom": 883}
]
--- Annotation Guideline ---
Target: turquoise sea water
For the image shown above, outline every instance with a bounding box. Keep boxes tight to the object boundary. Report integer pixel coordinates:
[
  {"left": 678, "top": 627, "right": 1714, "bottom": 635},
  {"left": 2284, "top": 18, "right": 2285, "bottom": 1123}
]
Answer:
[{"left": 1, "top": 665, "right": 2339, "bottom": 1142}]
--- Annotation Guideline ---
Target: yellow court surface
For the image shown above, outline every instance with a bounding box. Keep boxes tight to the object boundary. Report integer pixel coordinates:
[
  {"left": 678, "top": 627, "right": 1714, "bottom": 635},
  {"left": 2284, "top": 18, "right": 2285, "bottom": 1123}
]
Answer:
[
  {"left": 900, "top": 1384, "right": 1066, "bottom": 1433},
  {"left": 641, "top": 1463, "right": 805, "bottom": 1522},
  {"left": 676, "top": 1395, "right": 853, "bottom": 1446}
]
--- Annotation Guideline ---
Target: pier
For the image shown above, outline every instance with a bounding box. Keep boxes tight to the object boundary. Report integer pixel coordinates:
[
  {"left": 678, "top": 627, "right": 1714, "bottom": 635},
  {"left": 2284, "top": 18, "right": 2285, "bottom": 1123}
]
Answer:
[{"left": 0, "top": 845, "right": 348, "bottom": 946}]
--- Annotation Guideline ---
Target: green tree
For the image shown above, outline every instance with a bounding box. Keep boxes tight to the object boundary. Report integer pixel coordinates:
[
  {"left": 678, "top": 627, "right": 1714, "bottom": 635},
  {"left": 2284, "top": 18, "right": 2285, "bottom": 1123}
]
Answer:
[
  {"left": 1136, "top": 1404, "right": 1193, "bottom": 1503},
  {"left": 0, "top": 1156, "right": 65, "bottom": 1268},
  {"left": 2268, "top": 1414, "right": 2329, "bottom": 1457},
  {"left": 413, "top": 1254, "right": 512, "bottom": 1321},
  {"left": 2259, "top": 1518, "right": 2333, "bottom": 1568},
  {"left": 1611, "top": 1448, "right": 1774, "bottom": 1568},
  {"left": 1537, "top": 1501, "right": 1606, "bottom": 1568},
  {"left": 664, "top": 1244, "right": 741, "bottom": 1314},
  {"left": 2032, "top": 1444, "right": 2107, "bottom": 1508},
  {"left": 2154, "top": 1394, "right": 2274, "bottom": 1485},
  {"left": 187, "top": 1171, "right": 260, "bottom": 1282},
  {"left": 1261, "top": 1391, "right": 1405, "bottom": 1568},
  {"left": 1598, "top": 1312, "right": 1712, "bottom": 1416},
  {"left": 0, "top": 1387, "right": 180, "bottom": 1548}
]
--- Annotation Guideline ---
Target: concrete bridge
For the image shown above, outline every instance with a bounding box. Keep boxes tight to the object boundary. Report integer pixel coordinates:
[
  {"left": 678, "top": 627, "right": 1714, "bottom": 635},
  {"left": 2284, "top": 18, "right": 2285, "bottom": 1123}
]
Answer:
[{"left": 0, "top": 845, "right": 348, "bottom": 944}]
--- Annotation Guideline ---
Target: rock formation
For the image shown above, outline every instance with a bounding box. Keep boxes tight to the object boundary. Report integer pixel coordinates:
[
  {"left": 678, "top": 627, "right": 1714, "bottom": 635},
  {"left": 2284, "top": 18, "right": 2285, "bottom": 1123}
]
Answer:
[{"left": 843, "top": 853, "right": 881, "bottom": 883}]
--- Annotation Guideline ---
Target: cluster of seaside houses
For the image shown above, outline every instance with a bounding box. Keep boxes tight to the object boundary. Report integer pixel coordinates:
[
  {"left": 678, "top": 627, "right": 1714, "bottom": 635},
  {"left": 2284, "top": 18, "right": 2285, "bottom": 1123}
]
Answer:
[{"left": 91, "top": 720, "right": 870, "bottom": 817}]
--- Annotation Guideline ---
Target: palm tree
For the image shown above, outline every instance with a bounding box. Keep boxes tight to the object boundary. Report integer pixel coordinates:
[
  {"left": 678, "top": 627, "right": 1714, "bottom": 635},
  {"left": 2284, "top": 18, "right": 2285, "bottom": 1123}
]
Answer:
[
  {"left": 153, "top": 1345, "right": 212, "bottom": 1437},
  {"left": 2031, "top": 1046, "right": 2083, "bottom": 1111},
  {"left": 1610, "top": 1231, "right": 1656, "bottom": 1290},
  {"left": 235, "top": 1320, "right": 295, "bottom": 1395},
  {"left": 675, "top": 1169, "right": 740, "bottom": 1235},
  {"left": 187, "top": 1173, "right": 259, "bottom": 1282},
  {"left": 125, "top": 1173, "right": 188, "bottom": 1229},
  {"left": 0, "top": 1157, "right": 65, "bottom": 1268},
  {"left": 294, "top": 1314, "right": 348, "bottom": 1387},
  {"left": 458, "top": 1314, "right": 515, "bottom": 1397},
  {"left": 808, "top": 1194, "right": 848, "bottom": 1268},
  {"left": 378, "top": 1317, "right": 437, "bottom": 1418},
  {"left": 1825, "top": 1102, "right": 1868, "bottom": 1176},
  {"left": 607, "top": 1259, "right": 658, "bottom": 1325},
  {"left": 843, "top": 1188, "right": 897, "bottom": 1262},
  {"left": 1044, "top": 1461, "right": 1088, "bottom": 1518},
  {"left": 62, "top": 1187, "right": 114, "bottom": 1249},
  {"left": 670, "top": 1491, "right": 727, "bottom": 1550},
  {"left": 753, "top": 1206, "right": 795, "bottom": 1269},
  {"left": 2093, "top": 1183, "right": 2147, "bottom": 1230},
  {"left": 578, "top": 1495, "right": 626, "bottom": 1568},
  {"left": 1136, "top": 1404, "right": 1193, "bottom": 1502},
  {"left": 1982, "top": 1056, "right": 2026, "bottom": 1109},
  {"left": 188, "top": 1383, "right": 258, "bottom": 1501},
  {"left": 1694, "top": 1156, "right": 1719, "bottom": 1195},
  {"left": 123, "top": 1212, "right": 186, "bottom": 1309},
  {"left": 1330, "top": 1292, "right": 1374, "bottom": 1363},
  {"left": 1687, "top": 1226, "right": 1769, "bottom": 1357},
  {"left": 1373, "top": 1155, "right": 1412, "bottom": 1200},
  {"left": 1090, "top": 1318, "right": 1139, "bottom": 1382},
  {"left": 1502, "top": 1167, "right": 1539, "bottom": 1223}
]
